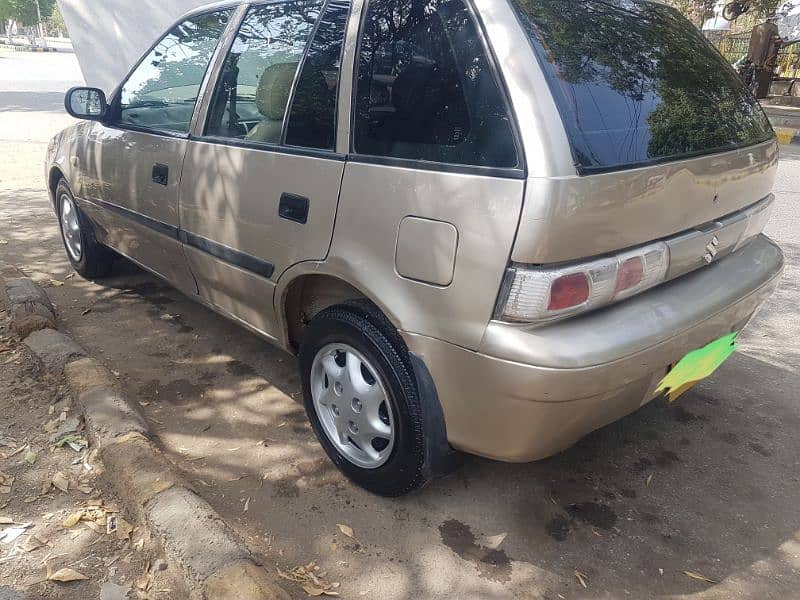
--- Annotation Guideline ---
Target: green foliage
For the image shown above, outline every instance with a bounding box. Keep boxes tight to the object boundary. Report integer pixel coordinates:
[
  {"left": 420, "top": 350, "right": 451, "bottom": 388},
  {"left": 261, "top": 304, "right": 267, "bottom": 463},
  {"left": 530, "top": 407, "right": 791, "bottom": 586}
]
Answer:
[{"left": 0, "top": 0, "right": 55, "bottom": 27}]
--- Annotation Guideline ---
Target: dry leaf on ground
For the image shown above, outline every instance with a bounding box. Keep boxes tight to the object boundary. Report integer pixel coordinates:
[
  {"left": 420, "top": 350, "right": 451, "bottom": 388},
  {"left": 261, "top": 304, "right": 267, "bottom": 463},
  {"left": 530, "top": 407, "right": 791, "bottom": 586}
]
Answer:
[
  {"left": 20, "top": 535, "right": 46, "bottom": 552},
  {"left": 683, "top": 570, "right": 717, "bottom": 583},
  {"left": 574, "top": 570, "right": 588, "bottom": 588},
  {"left": 336, "top": 524, "right": 354, "bottom": 539},
  {"left": 115, "top": 517, "right": 133, "bottom": 540},
  {"left": 52, "top": 472, "right": 69, "bottom": 492},
  {"left": 482, "top": 532, "right": 507, "bottom": 550},
  {"left": 63, "top": 511, "right": 84, "bottom": 528},
  {"left": 48, "top": 567, "right": 89, "bottom": 582},
  {"left": 278, "top": 563, "right": 340, "bottom": 597},
  {"left": 0, "top": 471, "right": 14, "bottom": 494}
]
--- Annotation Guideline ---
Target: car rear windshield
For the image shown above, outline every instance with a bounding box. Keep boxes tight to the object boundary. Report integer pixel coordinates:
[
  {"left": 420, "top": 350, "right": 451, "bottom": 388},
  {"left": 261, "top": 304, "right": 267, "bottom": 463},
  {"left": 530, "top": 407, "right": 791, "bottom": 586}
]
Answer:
[{"left": 509, "top": 0, "right": 774, "bottom": 174}]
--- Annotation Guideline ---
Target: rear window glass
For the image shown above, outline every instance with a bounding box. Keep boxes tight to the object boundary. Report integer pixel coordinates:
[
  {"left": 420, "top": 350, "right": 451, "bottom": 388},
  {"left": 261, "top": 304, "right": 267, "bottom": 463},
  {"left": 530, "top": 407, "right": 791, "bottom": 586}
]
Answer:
[{"left": 509, "top": 0, "right": 774, "bottom": 174}]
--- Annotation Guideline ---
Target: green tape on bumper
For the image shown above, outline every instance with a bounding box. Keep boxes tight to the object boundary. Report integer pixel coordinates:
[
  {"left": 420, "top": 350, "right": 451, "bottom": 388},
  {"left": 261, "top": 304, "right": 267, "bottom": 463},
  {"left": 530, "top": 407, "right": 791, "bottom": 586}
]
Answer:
[{"left": 656, "top": 332, "right": 738, "bottom": 402}]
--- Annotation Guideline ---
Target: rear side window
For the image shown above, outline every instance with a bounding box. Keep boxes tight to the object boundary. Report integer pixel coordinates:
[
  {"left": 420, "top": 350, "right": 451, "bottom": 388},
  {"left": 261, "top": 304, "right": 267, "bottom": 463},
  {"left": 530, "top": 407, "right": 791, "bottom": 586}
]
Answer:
[
  {"left": 510, "top": 0, "right": 774, "bottom": 174},
  {"left": 353, "top": 0, "right": 519, "bottom": 169},
  {"left": 285, "top": 0, "right": 350, "bottom": 150},
  {"left": 116, "top": 10, "right": 232, "bottom": 134}
]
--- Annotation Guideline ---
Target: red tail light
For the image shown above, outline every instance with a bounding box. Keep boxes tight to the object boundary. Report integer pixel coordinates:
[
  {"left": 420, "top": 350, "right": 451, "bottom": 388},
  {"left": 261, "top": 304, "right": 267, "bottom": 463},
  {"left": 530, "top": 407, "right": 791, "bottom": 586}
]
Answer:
[
  {"left": 548, "top": 273, "right": 590, "bottom": 311},
  {"left": 614, "top": 256, "right": 644, "bottom": 293}
]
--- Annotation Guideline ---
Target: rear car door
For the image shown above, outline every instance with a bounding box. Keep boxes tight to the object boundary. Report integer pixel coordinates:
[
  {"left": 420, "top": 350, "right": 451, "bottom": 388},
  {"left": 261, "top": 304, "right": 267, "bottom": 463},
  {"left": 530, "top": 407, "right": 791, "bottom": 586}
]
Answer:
[
  {"left": 78, "top": 9, "right": 234, "bottom": 295},
  {"left": 179, "top": 0, "right": 351, "bottom": 339}
]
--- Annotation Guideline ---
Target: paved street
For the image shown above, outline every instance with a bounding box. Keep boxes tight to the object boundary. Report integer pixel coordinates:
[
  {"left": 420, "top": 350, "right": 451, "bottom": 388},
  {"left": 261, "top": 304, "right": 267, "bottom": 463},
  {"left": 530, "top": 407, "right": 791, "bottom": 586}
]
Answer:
[{"left": 1, "top": 48, "right": 799, "bottom": 599}]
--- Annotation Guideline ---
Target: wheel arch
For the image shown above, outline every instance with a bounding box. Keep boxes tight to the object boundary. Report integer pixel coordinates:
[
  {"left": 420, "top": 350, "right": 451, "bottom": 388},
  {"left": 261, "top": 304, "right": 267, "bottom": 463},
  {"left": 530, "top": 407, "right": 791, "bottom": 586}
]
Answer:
[
  {"left": 276, "top": 265, "right": 402, "bottom": 354},
  {"left": 47, "top": 166, "right": 66, "bottom": 210}
]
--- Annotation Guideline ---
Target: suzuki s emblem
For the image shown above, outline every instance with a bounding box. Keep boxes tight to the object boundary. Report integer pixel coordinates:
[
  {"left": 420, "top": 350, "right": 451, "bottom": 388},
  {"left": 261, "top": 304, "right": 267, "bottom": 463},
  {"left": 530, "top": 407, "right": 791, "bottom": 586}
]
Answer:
[{"left": 704, "top": 236, "right": 720, "bottom": 264}]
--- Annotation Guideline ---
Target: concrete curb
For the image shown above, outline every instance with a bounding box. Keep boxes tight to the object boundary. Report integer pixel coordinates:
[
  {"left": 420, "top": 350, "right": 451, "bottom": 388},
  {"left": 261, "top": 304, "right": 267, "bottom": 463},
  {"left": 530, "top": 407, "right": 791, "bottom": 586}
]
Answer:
[
  {"left": 3, "top": 275, "right": 289, "bottom": 600},
  {"left": 0, "top": 41, "right": 71, "bottom": 53},
  {"left": 2, "top": 276, "right": 57, "bottom": 337}
]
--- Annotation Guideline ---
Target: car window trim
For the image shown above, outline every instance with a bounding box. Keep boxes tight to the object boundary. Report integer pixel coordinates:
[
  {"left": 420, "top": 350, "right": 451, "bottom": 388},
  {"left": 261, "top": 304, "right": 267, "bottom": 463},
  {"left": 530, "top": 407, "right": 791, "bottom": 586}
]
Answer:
[
  {"left": 281, "top": 0, "right": 353, "bottom": 149},
  {"left": 189, "top": 134, "right": 347, "bottom": 160},
  {"left": 347, "top": 153, "right": 527, "bottom": 179},
  {"left": 191, "top": 4, "right": 250, "bottom": 136},
  {"left": 347, "top": 0, "right": 527, "bottom": 178},
  {"left": 280, "top": 0, "right": 330, "bottom": 146},
  {"left": 103, "top": 5, "right": 239, "bottom": 138}
]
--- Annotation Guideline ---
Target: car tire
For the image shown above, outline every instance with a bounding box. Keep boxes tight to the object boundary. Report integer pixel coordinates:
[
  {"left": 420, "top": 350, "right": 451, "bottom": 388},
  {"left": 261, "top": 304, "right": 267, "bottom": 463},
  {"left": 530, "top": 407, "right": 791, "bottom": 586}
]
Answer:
[
  {"left": 56, "top": 178, "right": 115, "bottom": 279},
  {"left": 299, "top": 301, "right": 432, "bottom": 497}
]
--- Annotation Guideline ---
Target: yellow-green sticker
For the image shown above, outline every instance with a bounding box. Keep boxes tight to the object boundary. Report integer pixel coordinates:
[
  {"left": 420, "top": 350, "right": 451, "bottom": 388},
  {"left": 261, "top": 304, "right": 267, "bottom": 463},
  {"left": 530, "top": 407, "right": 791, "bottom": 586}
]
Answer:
[{"left": 656, "top": 332, "right": 738, "bottom": 402}]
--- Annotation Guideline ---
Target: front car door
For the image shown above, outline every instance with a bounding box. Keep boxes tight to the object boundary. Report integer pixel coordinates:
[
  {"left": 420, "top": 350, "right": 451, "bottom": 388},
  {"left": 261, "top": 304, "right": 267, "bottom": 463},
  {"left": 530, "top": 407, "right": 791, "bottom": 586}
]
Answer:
[
  {"left": 179, "top": 0, "right": 351, "bottom": 339},
  {"left": 77, "top": 9, "right": 235, "bottom": 295}
]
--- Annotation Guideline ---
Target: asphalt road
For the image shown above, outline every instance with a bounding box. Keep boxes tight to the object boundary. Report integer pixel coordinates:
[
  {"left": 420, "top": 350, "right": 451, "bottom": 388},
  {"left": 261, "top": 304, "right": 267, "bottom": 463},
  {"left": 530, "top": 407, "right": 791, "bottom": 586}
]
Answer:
[{"left": 1, "top": 48, "right": 799, "bottom": 599}]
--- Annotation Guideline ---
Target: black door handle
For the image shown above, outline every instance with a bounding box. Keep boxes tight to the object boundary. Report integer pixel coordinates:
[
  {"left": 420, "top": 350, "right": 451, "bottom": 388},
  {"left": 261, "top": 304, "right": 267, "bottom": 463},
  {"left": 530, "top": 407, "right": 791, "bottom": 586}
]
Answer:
[
  {"left": 279, "top": 193, "right": 309, "bottom": 224},
  {"left": 152, "top": 163, "right": 169, "bottom": 186}
]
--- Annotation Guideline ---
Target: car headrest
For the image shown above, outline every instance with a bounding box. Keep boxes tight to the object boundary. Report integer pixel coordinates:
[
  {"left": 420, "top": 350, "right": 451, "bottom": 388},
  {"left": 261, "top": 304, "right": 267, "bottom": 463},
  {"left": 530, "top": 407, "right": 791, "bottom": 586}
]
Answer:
[{"left": 255, "top": 62, "right": 299, "bottom": 120}]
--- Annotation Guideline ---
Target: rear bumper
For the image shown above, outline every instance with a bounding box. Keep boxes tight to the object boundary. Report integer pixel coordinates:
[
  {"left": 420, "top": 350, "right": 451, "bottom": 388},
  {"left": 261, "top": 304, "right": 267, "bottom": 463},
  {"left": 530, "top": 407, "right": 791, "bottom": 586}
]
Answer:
[{"left": 402, "top": 235, "right": 784, "bottom": 462}]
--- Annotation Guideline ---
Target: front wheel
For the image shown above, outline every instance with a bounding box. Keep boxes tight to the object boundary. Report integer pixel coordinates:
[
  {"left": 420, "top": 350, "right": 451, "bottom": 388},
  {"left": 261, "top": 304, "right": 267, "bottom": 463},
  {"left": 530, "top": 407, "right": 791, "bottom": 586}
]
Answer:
[
  {"left": 56, "top": 179, "right": 115, "bottom": 279},
  {"left": 299, "top": 302, "right": 431, "bottom": 496}
]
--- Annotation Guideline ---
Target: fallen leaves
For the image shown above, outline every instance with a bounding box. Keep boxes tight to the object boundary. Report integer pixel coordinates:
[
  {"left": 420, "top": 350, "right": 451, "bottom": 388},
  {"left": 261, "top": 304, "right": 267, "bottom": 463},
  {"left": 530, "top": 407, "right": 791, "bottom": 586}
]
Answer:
[
  {"left": 482, "top": 532, "right": 507, "bottom": 551},
  {"left": 62, "top": 511, "right": 83, "bottom": 528},
  {"left": 336, "top": 524, "right": 354, "bottom": 539},
  {"left": 47, "top": 567, "right": 89, "bottom": 582},
  {"left": 51, "top": 472, "right": 70, "bottom": 492},
  {"left": 0, "top": 471, "right": 13, "bottom": 494},
  {"left": 277, "top": 562, "right": 340, "bottom": 597},
  {"left": 683, "top": 570, "right": 717, "bottom": 584},
  {"left": 574, "top": 569, "right": 589, "bottom": 588},
  {"left": 20, "top": 534, "right": 46, "bottom": 552},
  {"left": 24, "top": 450, "right": 37, "bottom": 465}
]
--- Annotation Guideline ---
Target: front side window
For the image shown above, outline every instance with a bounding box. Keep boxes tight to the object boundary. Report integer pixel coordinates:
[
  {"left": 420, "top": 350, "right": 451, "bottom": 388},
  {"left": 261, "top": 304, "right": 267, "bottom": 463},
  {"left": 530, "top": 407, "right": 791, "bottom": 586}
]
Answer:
[
  {"left": 205, "top": 1, "right": 324, "bottom": 144},
  {"left": 353, "top": 0, "right": 519, "bottom": 169},
  {"left": 116, "top": 10, "right": 232, "bottom": 134},
  {"left": 510, "top": 0, "right": 774, "bottom": 173}
]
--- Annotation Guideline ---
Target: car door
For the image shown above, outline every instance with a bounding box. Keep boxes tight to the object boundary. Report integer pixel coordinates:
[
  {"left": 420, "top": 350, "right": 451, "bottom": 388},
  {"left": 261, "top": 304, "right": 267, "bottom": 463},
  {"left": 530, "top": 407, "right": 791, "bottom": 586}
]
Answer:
[
  {"left": 77, "top": 9, "right": 235, "bottom": 295},
  {"left": 179, "top": 0, "right": 351, "bottom": 339}
]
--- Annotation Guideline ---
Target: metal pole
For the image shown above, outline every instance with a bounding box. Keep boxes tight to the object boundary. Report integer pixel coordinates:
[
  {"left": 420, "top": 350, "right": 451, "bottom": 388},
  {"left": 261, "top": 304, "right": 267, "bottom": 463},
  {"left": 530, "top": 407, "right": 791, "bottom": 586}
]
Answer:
[{"left": 34, "top": 0, "right": 48, "bottom": 48}]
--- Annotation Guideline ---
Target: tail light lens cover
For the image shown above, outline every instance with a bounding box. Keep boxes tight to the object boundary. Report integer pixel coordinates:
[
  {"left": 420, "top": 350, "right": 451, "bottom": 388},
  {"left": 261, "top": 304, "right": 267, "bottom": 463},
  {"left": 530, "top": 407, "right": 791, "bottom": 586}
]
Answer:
[{"left": 498, "top": 242, "right": 669, "bottom": 324}]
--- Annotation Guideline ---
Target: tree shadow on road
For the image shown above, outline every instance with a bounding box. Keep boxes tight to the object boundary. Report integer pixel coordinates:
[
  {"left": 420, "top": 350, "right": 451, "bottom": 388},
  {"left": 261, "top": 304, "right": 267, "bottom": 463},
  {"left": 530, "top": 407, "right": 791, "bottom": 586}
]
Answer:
[{"left": 43, "top": 249, "right": 800, "bottom": 600}]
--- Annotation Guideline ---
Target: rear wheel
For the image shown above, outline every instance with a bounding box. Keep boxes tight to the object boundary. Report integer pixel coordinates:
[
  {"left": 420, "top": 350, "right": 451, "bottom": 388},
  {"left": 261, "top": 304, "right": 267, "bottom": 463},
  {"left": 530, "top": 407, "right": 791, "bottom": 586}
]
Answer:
[
  {"left": 299, "top": 302, "right": 430, "bottom": 496},
  {"left": 56, "top": 179, "right": 115, "bottom": 279}
]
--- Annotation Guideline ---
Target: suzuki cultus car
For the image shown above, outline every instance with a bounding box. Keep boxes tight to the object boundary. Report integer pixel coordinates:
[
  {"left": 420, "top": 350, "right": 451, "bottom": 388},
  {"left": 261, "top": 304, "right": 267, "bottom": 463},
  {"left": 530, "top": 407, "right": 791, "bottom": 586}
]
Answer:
[{"left": 48, "top": 0, "right": 783, "bottom": 496}]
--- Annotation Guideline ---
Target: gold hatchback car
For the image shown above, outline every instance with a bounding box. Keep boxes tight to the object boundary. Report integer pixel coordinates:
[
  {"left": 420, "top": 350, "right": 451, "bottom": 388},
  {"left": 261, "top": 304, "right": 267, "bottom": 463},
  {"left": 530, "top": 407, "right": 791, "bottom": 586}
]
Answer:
[{"left": 47, "top": 0, "right": 783, "bottom": 496}]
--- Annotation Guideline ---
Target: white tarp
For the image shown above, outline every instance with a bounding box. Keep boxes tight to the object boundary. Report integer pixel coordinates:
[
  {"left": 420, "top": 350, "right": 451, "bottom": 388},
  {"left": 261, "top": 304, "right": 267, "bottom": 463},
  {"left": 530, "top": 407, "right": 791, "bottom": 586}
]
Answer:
[
  {"left": 777, "top": 1, "right": 800, "bottom": 43},
  {"left": 56, "top": 0, "right": 209, "bottom": 95}
]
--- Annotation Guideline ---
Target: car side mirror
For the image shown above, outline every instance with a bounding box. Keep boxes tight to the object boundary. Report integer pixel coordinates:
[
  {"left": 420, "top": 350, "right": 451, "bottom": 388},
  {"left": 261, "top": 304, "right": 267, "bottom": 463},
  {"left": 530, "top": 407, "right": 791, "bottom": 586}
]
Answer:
[{"left": 64, "top": 87, "right": 108, "bottom": 120}]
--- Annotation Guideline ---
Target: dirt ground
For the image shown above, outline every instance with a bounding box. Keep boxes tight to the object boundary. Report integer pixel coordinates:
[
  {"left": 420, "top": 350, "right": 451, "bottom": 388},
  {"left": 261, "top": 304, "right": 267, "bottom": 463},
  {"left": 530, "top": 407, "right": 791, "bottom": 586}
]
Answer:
[
  {"left": 2, "top": 48, "right": 800, "bottom": 599},
  {"left": 0, "top": 308, "right": 185, "bottom": 599}
]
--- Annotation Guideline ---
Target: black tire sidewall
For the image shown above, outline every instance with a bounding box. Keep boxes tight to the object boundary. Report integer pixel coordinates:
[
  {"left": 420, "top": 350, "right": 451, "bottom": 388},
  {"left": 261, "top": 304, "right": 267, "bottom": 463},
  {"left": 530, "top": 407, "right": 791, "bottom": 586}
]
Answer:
[
  {"left": 56, "top": 180, "right": 89, "bottom": 273},
  {"left": 55, "top": 179, "right": 113, "bottom": 279},
  {"left": 300, "top": 305, "right": 426, "bottom": 496}
]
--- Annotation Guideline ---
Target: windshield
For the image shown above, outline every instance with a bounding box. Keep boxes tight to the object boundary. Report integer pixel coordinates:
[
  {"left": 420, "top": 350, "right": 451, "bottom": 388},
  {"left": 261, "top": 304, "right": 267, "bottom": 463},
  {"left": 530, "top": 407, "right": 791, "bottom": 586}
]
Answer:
[{"left": 509, "top": 0, "right": 774, "bottom": 174}]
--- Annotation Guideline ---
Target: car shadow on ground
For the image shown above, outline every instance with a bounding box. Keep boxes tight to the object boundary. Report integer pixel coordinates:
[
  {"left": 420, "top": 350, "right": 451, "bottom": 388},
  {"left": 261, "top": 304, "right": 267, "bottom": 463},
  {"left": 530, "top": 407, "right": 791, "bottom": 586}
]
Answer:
[{"left": 46, "top": 244, "right": 799, "bottom": 599}]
